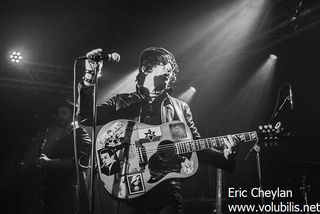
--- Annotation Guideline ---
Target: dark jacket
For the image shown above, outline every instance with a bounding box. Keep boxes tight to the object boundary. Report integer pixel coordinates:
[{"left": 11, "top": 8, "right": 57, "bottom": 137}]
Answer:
[
  {"left": 78, "top": 84, "right": 199, "bottom": 137},
  {"left": 77, "top": 83, "right": 234, "bottom": 171}
]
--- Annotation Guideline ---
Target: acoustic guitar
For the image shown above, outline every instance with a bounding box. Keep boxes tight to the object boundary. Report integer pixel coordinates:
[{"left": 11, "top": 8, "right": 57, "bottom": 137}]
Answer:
[{"left": 96, "top": 120, "right": 282, "bottom": 199}]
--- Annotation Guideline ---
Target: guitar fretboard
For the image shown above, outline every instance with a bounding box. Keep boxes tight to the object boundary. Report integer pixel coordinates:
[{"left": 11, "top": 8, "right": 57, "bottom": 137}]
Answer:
[{"left": 175, "top": 132, "right": 258, "bottom": 155}]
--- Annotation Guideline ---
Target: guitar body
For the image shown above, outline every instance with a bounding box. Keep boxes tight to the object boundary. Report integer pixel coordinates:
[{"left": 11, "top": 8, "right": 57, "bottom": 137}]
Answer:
[
  {"left": 95, "top": 119, "right": 282, "bottom": 199},
  {"left": 96, "top": 120, "right": 199, "bottom": 199}
]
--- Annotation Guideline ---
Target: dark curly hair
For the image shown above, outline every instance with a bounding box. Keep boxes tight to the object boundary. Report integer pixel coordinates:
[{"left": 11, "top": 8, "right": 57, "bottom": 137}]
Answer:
[{"left": 136, "top": 47, "right": 179, "bottom": 87}]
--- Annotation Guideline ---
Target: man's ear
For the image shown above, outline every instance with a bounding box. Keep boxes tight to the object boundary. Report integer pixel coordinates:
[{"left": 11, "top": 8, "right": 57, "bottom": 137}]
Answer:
[
  {"left": 136, "top": 70, "right": 146, "bottom": 86},
  {"left": 140, "top": 65, "right": 146, "bottom": 73}
]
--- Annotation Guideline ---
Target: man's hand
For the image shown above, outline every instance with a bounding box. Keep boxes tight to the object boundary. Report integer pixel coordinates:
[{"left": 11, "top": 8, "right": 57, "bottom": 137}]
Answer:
[
  {"left": 223, "top": 135, "right": 239, "bottom": 160},
  {"left": 37, "top": 154, "right": 73, "bottom": 169},
  {"left": 37, "top": 153, "right": 52, "bottom": 168},
  {"left": 83, "top": 48, "right": 104, "bottom": 86},
  {"left": 85, "top": 48, "right": 104, "bottom": 71}
]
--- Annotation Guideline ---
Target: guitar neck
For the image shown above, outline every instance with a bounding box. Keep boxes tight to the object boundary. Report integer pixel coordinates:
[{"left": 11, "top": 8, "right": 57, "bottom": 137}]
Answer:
[{"left": 175, "top": 131, "right": 258, "bottom": 155}]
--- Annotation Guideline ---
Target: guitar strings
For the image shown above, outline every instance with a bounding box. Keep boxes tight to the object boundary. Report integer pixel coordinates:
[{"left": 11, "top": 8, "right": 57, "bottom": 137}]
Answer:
[
  {"left": 133, "top": 141, "right": 226, "bottom": 155},
  {"left": 129, "top": 132, "right": 254, "bottom": 154},
  {"left": 99, "top": 139, "right": 226, "bottom": 155}
]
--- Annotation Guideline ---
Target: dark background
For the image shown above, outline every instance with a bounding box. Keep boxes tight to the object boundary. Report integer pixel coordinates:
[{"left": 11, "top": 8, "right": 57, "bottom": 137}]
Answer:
[{"left": 1, "top": 0, "right": 320, "bottom": 213}]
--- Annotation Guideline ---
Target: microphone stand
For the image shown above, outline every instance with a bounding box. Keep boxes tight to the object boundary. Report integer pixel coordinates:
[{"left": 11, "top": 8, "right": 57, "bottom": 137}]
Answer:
[
  {"left": 300, "top": 174, "right": 310, "bottom": 214},
  {"left": 269, "top": 95, "right": 291, "bottom": 123},
  {"left": 89, "top": 61, "right": 100, "bottom": 214},
  {"left": 244, "top": 141, "right": 266, "bottom": 214},
  {"left": 73, "top": 114, "right": 80, "bottom": 212},
  {"left": 244, "top": 140, "right": 266, "bottom": 214}
]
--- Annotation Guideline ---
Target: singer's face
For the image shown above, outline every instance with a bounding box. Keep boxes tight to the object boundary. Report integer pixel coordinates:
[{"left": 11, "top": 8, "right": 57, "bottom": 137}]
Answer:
[{"left": 143, "top": 62, "right": 173, "bottom": 91}]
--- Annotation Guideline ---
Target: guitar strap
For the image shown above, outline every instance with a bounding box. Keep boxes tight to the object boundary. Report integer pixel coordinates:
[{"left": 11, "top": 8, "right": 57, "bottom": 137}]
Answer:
[{"left": 122, "top": 121, "right": 136, "bottom": 161}]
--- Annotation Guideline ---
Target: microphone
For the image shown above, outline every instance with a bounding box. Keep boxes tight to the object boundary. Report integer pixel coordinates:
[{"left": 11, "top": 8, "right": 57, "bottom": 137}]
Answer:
[
  {"left": 289, "top": 84, "right": 294, "bottom": 110},
  {"left": 78, "top": 52, "right": 120, "bottom": 62}
]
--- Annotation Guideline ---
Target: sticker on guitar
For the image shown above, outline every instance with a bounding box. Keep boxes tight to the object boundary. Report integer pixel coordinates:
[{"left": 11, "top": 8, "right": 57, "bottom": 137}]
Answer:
[
  {"left": 138, "top": 127, "right": 162, "bottom": 141},
  {"left": 181, "top": 159, "right": 195, "bottom": 174},
  {"left": 169, "top": 123, "right": 187, "bottom": 139},
  {"left": 98, "top": 121, "right": 124, "bottom": 146},
  {"left": 126, "top": 173, "right": 145, "bottom": 195},
  {"left": 98, "top": 148, "right": 120, "bottom": 176}
]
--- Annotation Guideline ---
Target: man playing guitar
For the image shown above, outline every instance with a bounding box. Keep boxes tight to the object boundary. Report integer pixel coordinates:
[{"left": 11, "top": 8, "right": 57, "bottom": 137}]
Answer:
[{"left": 77, "top": 47, "right": 237, "bottom": 214}]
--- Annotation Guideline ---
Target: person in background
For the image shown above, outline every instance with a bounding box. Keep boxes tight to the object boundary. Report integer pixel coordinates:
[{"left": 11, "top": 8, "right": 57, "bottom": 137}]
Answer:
[{"left": 37, "top": 101, "right": 91, "bottom": 214}]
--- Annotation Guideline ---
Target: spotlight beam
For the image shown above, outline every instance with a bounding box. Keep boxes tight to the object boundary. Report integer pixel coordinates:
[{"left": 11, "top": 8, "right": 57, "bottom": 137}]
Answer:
[
  {"left": 224, "top": 56, "right": 277, "bottom": 126},
  {"left": 178, "top": 86, "right": 197, "bottom": 104}
]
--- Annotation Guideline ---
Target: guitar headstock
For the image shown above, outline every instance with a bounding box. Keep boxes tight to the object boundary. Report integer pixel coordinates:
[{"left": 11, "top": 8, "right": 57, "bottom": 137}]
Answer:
[{"left": 258, "top": 122, "right": 286, "bottom": 147}]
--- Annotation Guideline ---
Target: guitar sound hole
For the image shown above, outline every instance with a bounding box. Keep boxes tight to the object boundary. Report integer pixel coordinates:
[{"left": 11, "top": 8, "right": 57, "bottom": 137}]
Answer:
[{"left": 157, "top": 140, "right": 176, "bottom": 162}]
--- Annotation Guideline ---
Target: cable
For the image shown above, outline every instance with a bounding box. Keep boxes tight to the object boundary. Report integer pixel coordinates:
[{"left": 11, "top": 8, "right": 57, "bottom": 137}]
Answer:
[
  {"left": 267, "top": 82, "right": 290, "bottom": 124},
  {"left": 73, "top": 58, "right": 81, "bottom": 213}
]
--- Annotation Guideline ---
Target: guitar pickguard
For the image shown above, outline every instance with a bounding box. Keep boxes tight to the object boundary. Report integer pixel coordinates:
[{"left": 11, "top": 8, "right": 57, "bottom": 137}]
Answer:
[{"left": 148, "top": 140, "right": 192, "bottom": 183}]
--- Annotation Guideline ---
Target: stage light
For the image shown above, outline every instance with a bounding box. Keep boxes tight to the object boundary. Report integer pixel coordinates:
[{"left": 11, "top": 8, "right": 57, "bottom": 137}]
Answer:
[
  {"left": 9, "top": 51, "right": 23, "bottom": 63},
  {"left": 270, "top": 54, "right": 278, "bottom": 60},
  {"left": 178, "top": 86, "right": 197, "bottom": 104}
]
